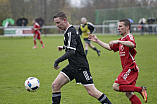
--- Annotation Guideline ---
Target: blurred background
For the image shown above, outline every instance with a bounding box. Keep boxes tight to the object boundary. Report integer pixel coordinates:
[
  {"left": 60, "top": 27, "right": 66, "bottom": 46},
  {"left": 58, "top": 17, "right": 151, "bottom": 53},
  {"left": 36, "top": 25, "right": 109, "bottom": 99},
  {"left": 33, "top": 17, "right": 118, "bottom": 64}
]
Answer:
[{"left": 0, "top": 0, "right": 157, "bottom": 35}]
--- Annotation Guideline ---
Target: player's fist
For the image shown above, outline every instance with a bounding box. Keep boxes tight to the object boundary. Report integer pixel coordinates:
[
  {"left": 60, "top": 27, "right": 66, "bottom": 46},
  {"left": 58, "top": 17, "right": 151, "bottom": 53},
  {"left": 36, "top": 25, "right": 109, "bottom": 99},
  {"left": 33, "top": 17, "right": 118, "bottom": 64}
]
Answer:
[
  {"left": 53, "top": 66, "right": 60, "bottom": 70},
  {"left": 88, "top": 34, "right": 98, "bottom": 42},
  {"left": 58, "top": 46, "right": 63, "bottom": 51}
]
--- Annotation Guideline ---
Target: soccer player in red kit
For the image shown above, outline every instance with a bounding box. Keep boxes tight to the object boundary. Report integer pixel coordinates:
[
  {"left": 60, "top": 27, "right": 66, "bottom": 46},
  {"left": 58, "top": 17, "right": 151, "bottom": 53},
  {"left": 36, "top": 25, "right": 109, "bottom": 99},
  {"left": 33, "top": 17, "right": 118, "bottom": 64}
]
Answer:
[
  {"left": 32, "top": 20, "right": 45, "bottom": 49},
  {"left": 89, "top": 19, "right": 147, "bottom": 104}
]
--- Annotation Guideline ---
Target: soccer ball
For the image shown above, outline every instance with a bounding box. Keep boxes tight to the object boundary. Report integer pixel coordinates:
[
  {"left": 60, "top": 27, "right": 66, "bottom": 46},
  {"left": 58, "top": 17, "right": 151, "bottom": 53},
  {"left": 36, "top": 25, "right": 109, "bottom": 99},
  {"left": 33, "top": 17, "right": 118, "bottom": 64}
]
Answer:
[{"left": 24, "top": 77, "right": 40, "bottom": 92}]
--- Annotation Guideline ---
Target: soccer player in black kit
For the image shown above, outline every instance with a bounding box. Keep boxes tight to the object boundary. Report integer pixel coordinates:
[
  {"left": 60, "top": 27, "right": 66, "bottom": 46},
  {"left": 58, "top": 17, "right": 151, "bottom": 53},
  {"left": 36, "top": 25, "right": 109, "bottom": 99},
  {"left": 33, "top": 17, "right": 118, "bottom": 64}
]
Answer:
[{"left": 52, "top": 12, "right": 112, "bottom": 104}]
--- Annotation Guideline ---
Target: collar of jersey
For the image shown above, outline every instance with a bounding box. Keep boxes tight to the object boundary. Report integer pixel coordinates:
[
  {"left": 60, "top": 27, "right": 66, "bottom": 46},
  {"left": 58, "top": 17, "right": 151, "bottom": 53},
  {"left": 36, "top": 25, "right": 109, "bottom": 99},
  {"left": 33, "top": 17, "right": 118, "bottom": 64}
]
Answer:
[
  {"left": 121, "top": 33, "right": 131, "bottom": 40},
  {"left": 64, "top": 25, "right": 73, "bottom": 34}
]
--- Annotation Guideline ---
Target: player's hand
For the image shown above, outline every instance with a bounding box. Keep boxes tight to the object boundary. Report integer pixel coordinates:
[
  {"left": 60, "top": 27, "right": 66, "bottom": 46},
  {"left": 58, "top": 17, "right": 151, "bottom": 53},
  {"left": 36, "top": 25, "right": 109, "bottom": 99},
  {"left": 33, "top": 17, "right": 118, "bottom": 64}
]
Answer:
[
  {"left": 53, "top": 66, "right": 60, "bottom": 70},
  {"left": 109, "top": 40, "right": 119, "bottom": 47},
  {"left": 53, "top": 61, "right": 60, "bottom": 70},
  {"left": 58, "top": 46, "right": 63, "bottom": 51},
  {"left": 87, "top": 32, "right": 90, "bottom": 35},
  {"left": 88, "top": 34, "right": 98, "bottom": 43}
]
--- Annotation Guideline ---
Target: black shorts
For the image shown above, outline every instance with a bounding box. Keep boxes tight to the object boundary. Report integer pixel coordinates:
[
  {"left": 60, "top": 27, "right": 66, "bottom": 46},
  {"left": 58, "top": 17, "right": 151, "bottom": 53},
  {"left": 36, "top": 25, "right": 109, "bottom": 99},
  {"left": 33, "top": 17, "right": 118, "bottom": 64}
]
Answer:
[
  {"left": 61, "top": 65, "right": 94, "bottom": 86},
  {"left": 84, "top": 38, "right": 91, "bottom": 44}
]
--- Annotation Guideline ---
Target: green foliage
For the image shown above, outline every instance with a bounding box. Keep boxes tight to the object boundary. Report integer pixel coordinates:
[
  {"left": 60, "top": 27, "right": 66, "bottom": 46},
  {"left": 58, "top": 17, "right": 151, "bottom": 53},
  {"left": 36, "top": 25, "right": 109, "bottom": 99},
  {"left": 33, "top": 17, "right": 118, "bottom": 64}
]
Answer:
[
  {"left": 0, "top": 0, "right": 12, "bottom": 25},
  {"left": 0, "top": 35, "right": 156, "bottom": 104},
  {"left": 1, "top": 0, "right": 157, "bottom": 26}
]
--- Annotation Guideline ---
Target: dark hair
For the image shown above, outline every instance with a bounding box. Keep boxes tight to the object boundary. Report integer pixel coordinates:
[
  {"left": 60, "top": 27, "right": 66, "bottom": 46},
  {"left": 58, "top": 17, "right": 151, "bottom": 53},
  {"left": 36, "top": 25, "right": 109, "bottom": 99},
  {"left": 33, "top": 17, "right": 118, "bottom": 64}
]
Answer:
[
  {"left": 53, "top": 12, "right": 67, "bottom": 20},
  {"left": 119, "top": 19, "right": 131, "bottom": 29}
]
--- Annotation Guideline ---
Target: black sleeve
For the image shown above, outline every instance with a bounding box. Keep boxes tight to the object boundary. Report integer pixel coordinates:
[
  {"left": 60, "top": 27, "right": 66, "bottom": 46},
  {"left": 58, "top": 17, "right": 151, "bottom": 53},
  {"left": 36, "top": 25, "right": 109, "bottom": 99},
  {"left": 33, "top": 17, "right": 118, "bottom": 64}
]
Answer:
[
  {"left": 78, "top": 27, "right": 82, "bottom": 36},
  {"left": 54, "top": 50, "right": 75, "bottom": 67},
  {"left": 88, "top": 23, "right": 95, "bottom": 34}
]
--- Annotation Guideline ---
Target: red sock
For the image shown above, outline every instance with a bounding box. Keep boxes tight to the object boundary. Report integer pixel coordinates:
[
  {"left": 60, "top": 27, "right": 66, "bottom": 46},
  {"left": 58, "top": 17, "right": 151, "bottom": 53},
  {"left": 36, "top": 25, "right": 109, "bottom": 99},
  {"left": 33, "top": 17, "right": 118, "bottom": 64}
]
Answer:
[
  {"left": 34, "top": 40, "right": 36, "bottom": 45},
  {"left": 129, "top": 95, "right": 142, "bottom": 104},
  {"left": 119, "top": 85, "right": 142, "bottom": 93},
  {"left": 40, "top": 40, "right": 43, "bottom": 45}
]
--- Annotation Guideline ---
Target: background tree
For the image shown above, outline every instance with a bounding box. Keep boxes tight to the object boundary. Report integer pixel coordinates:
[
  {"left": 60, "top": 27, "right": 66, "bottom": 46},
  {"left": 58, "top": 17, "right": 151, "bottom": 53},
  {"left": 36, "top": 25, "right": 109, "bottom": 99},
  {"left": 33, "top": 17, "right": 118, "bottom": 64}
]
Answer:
[
  {"left": 0, "top": 0, "right": 12, "bottom": 25},
  {"left": 0, "top": 0, "right": 157, "bottom": 27},
  {"left": 0, "top": 0, "right": 12, "bottom": 34}
]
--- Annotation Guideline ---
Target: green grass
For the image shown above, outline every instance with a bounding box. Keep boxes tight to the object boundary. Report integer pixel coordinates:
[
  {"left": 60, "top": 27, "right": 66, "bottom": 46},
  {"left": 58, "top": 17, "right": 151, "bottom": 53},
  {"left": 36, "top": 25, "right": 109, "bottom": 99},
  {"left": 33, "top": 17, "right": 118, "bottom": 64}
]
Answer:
[{"left": 0, "top": 34, "right": 157, "bottom": 104}]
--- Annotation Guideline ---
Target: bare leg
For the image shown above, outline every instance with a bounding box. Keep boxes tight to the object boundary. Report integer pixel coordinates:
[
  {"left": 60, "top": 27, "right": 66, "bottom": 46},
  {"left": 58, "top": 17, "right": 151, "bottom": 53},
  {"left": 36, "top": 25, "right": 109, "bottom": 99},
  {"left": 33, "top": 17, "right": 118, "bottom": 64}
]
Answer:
[
  {"left": 84, "top": 85, "right": 112, "bottom": 104},
  {"left": 84, "top": 84, "right": 102, "bottom": 99},
  {"left": 89, "top": 43, "right": 95, "bottom": 49},
  {"left": 84, "top": 43, "right": 88, "bottom": 55},
  {"left": 52, "top": 72, "right": 70, "bottom": 92},
  {"left": 52, "top": 72, "right": 70, "bottom": 104}
]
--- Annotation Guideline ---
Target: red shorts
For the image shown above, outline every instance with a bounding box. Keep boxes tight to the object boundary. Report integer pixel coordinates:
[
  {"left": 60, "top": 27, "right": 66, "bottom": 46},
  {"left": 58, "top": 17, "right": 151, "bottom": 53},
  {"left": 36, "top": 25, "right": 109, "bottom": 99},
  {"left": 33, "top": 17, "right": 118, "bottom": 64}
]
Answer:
[
  {"left": 34, "top": 32, "right": 41, "bottom": 40},
  {"left": 114, "top": 68, "right": 138, "bottom": 85}
]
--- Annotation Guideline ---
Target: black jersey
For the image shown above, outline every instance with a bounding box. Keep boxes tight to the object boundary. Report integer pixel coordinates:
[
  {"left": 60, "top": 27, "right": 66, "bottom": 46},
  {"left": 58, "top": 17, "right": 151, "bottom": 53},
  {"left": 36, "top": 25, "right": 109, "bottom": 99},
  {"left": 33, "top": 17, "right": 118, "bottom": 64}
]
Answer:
[{"left": 64, "top": 25, "right": 89, "bottom": 69}]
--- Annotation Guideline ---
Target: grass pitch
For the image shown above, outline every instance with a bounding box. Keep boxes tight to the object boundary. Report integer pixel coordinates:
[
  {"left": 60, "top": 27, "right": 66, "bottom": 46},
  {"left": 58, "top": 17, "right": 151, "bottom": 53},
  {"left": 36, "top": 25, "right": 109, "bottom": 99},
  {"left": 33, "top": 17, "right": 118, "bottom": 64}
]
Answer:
[{"left": 0, "top": 34, "right": 156, "bottom": 104}]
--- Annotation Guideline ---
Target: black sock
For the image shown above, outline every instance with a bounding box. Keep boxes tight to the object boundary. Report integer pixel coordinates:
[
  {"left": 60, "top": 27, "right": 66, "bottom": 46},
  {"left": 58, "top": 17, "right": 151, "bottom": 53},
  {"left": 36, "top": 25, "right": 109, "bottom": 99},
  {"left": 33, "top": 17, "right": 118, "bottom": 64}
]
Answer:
[
  {"left": 52, "top": 92, "right": 61, "bottom": 104},
  {"left": 85, "top": 50, "right": 88, "bottom": 55},
  {"left": 98, "top": 94, "right": 112, "bottom": 104},
  {"left": 93, "top": 47, "right": 99, "bottom": 52}
]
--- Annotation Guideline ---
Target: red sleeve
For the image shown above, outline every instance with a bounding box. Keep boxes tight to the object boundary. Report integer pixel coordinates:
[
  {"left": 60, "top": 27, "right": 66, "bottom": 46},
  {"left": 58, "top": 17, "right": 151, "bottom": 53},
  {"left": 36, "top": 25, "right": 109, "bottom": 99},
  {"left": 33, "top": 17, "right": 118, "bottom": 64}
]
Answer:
[
  {"left": 110, "top": 43, "right": 119, "bottom": 52},
  {"left": 127, "top": 34, "right": 136, "bottom": 48},
  {"left": 38, "top": 25, "right": 41, "bottom": 28},
  {"left": 34, "top": 23, "right": 40, "bottom": 28},
  {"left": 34, "top": 24, "right": 36, "bottom": 28}
]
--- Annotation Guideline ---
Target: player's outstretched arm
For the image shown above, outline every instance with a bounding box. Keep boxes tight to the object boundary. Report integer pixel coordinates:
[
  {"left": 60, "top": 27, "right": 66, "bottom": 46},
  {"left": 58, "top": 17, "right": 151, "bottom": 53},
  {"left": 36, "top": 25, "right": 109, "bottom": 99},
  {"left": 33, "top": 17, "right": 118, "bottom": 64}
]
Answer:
[
  {"left": 109, "top": 40, "right": 135, "bottom": 48},
  {"left": 118, "top": 41, "right": 135, "bottom": 48},
  {"left": 53, "top": 50, "right": 75, "bottom": 70},
  {"left": 88, "top": 34, "right": 112, "bottom": 51}
]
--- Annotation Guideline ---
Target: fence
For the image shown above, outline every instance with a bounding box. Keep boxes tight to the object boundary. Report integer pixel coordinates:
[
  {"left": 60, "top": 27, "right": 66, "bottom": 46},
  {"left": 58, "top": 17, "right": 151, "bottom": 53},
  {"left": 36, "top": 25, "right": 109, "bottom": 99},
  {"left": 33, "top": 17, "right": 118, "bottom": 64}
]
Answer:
[{"left": 0, "top": 24, "right": 157, "bottom": 36}]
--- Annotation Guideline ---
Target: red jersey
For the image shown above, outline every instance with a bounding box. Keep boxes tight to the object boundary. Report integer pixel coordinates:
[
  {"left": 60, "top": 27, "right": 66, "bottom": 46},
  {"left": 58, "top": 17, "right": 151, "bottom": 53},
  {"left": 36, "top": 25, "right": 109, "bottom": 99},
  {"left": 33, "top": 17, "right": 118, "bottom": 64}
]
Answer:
[
  {"left": 110, "top": 34, "right": 139, "bottom": 71},
  {"left": 34, "top": 22, "right": 41, "bottom": 34}
]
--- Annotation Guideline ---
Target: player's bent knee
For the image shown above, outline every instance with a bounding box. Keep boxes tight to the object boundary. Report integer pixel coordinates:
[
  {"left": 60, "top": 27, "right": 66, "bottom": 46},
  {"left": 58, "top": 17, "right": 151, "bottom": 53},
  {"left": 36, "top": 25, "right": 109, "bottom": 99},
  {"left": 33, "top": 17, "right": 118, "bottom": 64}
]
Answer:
[
  {"left": 125, "top": 92, "right": 134, "bottom": 98},
  {"left": 84, "top": 85, "right": 102, "bottom": 98},
  {"left": 52, "top": 82, "right": 60, "bottom": 90},
  {"left": 113, "top": 83, "right": 119, "bottom": 91},
  {"left": 125, "top": 92, "right": 134, "bottom": 96},
  {"left": 87, "top": 90, "right": 95, "bottom": 97},
  {"left": 85, "top": 87, "right": 95, "bottom": 97}
]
